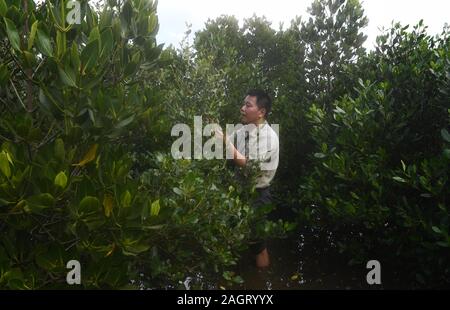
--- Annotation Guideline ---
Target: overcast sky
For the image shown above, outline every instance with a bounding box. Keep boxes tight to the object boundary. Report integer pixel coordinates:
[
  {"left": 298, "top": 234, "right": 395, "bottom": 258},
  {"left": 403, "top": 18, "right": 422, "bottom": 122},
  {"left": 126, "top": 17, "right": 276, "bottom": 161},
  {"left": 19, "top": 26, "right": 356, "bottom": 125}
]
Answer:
[{"left": 156, "top": 0, "right": 449, "bottom": 50}]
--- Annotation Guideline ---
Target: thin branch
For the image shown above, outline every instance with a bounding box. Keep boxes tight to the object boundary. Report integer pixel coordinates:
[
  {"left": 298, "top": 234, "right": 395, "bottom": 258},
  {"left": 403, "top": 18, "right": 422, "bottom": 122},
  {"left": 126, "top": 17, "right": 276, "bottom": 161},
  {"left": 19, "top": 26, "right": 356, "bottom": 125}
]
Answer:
[
  {"left": 32, "top": 58, "right": 45, "bottom": 79},
  {"left": 10, "top": 80, "right": 28, "bottom": 111},
  {"left": 22, "top": 0, "right": 33, "bottom": 111}
]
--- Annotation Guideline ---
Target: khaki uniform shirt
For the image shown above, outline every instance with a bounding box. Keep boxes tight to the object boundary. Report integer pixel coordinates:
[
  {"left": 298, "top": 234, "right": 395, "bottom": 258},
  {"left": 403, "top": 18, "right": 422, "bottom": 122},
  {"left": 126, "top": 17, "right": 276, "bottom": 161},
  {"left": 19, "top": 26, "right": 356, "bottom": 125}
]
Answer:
[{"left": 230, "top": 121, "right": 279, "bottom": 188}]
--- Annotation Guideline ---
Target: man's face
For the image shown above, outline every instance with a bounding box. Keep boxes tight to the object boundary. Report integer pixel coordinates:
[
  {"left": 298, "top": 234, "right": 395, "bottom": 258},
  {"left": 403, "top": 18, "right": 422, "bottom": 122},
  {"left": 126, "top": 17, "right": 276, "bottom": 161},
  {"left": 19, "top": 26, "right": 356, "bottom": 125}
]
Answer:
[{"left": 240, "top": 95, "right": 265, "bottom": 124}]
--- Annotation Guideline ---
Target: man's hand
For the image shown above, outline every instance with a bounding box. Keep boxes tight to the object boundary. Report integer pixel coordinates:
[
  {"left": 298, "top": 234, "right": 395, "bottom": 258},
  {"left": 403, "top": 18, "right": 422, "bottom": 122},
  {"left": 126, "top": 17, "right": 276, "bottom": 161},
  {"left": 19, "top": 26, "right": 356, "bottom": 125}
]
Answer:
[
  {"left": 215, "top": 127, "right": 246, "bottom": 167},
  {"left": 214, "top": 127, "right": 226, "bottom": 143}
]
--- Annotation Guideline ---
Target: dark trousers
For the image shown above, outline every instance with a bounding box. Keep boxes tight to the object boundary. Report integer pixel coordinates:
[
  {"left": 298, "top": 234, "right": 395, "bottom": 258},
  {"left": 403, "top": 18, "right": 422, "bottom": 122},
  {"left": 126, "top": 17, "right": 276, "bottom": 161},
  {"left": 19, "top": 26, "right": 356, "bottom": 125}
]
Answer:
[{"left": 249, "top": 187, "right": 272, "bottom": 255}]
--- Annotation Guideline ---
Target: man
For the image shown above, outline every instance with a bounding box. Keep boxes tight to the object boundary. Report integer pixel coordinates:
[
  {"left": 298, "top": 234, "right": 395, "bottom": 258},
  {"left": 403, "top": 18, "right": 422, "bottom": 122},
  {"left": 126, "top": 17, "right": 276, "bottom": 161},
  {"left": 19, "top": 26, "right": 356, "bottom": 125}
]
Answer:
[{"left": 216, "top": 89, "right": 279, "bottom": 268}]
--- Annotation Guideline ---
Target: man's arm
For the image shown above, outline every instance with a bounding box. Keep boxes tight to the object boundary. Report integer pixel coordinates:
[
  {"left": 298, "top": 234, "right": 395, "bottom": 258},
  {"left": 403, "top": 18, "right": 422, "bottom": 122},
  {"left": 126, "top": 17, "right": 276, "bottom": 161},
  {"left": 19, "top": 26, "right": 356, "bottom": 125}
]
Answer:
[
  {"left": 215, "top": 128, "right": 247, "bottom": 167},
  {"left": 225, "top": 137, "right": 247, "bottom": 167}
]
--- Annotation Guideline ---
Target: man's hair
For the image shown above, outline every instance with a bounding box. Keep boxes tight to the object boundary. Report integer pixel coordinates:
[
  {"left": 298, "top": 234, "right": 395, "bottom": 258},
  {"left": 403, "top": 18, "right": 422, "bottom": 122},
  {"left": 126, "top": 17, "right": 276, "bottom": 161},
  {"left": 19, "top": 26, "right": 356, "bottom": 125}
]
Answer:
[{"left": 246, "top": 89, "right": 272, "bottom": 118}]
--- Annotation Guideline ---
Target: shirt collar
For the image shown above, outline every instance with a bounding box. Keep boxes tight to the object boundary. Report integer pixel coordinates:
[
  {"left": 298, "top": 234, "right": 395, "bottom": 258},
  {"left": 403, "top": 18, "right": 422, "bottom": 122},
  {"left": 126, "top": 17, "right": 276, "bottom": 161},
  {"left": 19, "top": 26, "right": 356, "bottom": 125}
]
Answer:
[{"left": 244, "top": 120, "right": 268, "bottom": 132}]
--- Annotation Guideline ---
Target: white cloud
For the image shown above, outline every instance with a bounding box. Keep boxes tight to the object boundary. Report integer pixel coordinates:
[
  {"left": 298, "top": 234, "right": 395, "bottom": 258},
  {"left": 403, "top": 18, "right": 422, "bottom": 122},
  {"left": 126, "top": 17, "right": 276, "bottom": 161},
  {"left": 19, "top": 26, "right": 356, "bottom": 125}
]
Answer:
[
  {"left": 363, "top": 0, "right": 449, "bottom": 49},
  {"left": 156, "top": 0, "right": 449, "bottom": 49}
]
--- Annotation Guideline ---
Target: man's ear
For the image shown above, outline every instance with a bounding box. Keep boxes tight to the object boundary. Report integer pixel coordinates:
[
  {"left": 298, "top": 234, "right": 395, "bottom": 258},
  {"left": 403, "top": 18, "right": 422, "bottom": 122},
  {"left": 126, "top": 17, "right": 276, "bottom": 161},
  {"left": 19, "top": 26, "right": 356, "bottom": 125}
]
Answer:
[{"left": 259, "top": 108, "right": 266, "bottom": 118}]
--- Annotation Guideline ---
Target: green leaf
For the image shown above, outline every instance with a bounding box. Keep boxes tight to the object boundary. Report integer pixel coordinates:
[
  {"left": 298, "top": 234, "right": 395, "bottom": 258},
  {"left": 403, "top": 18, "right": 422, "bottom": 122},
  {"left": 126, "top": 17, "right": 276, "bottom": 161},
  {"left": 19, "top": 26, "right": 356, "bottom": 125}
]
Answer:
[
  {"left": 70, "top": 42, "right": 81, "bottom": 72},
  {"left": 88, "top": 26, "right": 101, "bottom": 45},
  {"left": 36, "top": 29, "right": 53, "bottom": 57},
  {"left": 0, "top": 152, "right": 11, "bottom": 178},
  {"left": 350, "top": 192, "right": 359, "bottom": 200},
  {"left": 30, "top": 193, "right": 55, "bottom": 206},
  {"left": 82, "top": 216, "right": 106, "bottom": 231},
  {"left": 103, "top": 194, "right": 114, "bottom": 217},
  {"left": 0, "top": 0, "right": 7, "bottom": 17},
  {"left": 3, "top": 268, "right": 25, "bottom": 289},
  {"left": 58, "top": 66, "right": 77, "bottom": 87},
  {"left": 120, "top": 1, "right": 133, "bottom": 25},
  {"left": 358, "top": 78, "right": 365, "bottom": 88},
  {"left": 444, "top": 149, "right": 450, "bottom": 159},
  {"left": 54, "top": 171, "right": 68, "bottom": 189},
  {"left": 419, "top": 176, "right": 427, "bottom": 186},
  {"left": 73, "top": 144, "right": 98, "bottom": 167},
  {"left": 431, "top": 226, "right": 442, "bottom": 234},
  {"left": 56, "top": 30, "right": 65, "bottom": 58},
  {"left": 4, "top": 151, "right": 13, "bottom": 165},
  {"left": 148, "top": 13, "right": 158, "bottom": 34},
  {"left": 100, "top": 28, "right": 113, "bottom": 59},
  {"left": 150, "top": 199, "right": 160, "bottom": 217},
  {"left": 142, "top": 225, "right": 164, "bottom": 231},
  {"left": 28, "top": 20, "right": 38, "bottom": 50},
  {"left": 145, "top": 44, "right": 163, "bottom": 61},
  {"left": 124, "top": 61, "right": 138, "bottom": 77},
  {"left": 401, "top": 160, "right": 406, "bottom": 172},
  {"left": 393, "top": 176, "right": 406, "bottom": 183},
  {"left": 85, "top": 3, "right": 97, "bottom": 30},
  {"left": 173, "top": 187, "right": 183, "bottom": 196},
  {"left": 441, "top": 129, "right": 450, "bottom": 143},
  {"left": 54, "top": 138, "right": 65, "bottom": 161},
  {"left": 314, "top": 153, "right": 326, "bottom": 159},
  {"left": 25, "top": 193, "right": 55, "bottom": 213},
  {"left": 141, "top": 202, "right": 149, "bottom": 220},
  {"left": 436, "top": 241, "right": 450, "bottom": 248},
  {"left": 121, "top": 190, "right": 132, "bottom": 208},
  {"left": 79, "top": 196, "right": 100, "bottom": 214},
  {"left": 115, "top": 115, "right": 135, "bottom": 129},
  {"left": 81, "top": 68, "right": 106, "bottom": 89},
  {"left": 122, "top": 242, "right": 150, "bottom": 256},
  {"left": 4, "top": 18, "right": 20, "bottom": 51},
  {"left": 81, "top": 40, "right": 99, "bottom": 73},
  {"left": 35, "top": 245, "right": 65, "bottom": 271},
  {"left": 99, "top": 7, "right": 113, "bottom": 30},
  {"left": 233, "top": 276, "right": 244, "bottom": 284},
  {"left": 0, "top": 198, "right": 13, "bottom": 207},
  {"left": 333, "top": 106, "right": 345, "bottom": 114},
  {"left": 222, "top": 271, "right": 234, "bottom": 281},
  {"left": 48, "top": 0, "right": 62, "bottom": 27},
  {"left": 0, "top": 63, "right": 10, "bottom": 86}
]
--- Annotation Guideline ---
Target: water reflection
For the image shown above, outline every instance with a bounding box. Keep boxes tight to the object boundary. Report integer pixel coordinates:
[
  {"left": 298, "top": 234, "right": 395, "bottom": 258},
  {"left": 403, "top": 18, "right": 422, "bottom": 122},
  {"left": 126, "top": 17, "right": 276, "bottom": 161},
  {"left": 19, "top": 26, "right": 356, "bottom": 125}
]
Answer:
[
  {"left": 230, "top": 230, "right": 384, "bottom": 290},
  {"left": 142, "top": 228, "right": 407, "bottom": 290}
]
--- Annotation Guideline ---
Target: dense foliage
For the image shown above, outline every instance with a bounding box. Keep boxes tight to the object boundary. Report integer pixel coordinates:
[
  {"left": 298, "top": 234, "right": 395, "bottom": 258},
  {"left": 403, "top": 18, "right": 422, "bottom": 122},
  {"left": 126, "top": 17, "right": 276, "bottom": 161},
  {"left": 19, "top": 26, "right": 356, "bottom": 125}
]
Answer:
[
  {"left": 0, "top": 0, "right": 286, "bottom": 289},
  {"left": 0, "top": 0, "right": 448, "bottom": 289},
  {"left": 300, "top": 22, "right": 450, "bottom": 287}
]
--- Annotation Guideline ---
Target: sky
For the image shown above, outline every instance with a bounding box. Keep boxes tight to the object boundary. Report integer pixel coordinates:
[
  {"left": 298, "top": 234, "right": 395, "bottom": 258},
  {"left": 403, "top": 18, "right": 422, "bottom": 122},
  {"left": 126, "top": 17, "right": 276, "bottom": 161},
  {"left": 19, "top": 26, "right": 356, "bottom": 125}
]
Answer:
[{"left": 155, "top": 0, "right": 450, "bottom": 50}]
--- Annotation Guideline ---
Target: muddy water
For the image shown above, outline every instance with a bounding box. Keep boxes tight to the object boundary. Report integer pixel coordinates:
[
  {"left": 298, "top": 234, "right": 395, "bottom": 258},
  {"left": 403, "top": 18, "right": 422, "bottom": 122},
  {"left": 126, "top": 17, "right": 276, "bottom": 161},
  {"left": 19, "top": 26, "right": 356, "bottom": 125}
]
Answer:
[
  {"left": 232, "top": 233, "right": 373, "bottom": 290},
  {"left": 177, "top": 228, "right": 412, "bottom": 290},
  {"left": 173, "top": 200, "right": 412, "bottom": 290},
  {"left": 229, "top": 225, "right": 417, "bottom": 290}
]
